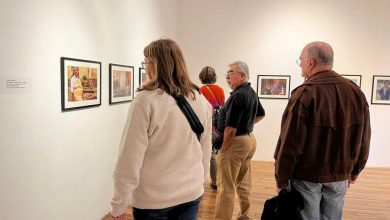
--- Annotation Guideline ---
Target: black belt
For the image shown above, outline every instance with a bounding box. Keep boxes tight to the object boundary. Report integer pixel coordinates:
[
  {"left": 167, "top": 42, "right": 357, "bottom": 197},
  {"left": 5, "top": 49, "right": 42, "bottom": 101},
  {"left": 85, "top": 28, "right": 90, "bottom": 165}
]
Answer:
[{"left": 236, "top": 132, "right": 251, "bottom": 136}]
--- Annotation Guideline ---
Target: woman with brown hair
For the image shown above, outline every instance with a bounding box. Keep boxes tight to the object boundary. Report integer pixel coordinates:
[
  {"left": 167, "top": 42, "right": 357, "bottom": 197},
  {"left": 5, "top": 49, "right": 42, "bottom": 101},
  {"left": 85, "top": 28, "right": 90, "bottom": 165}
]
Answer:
[
  {"left": 198, "top": 66, "right": 225, "bottom": 190},
  {"left": 110, "top": 38, "right": 212, "bottom": 220}
]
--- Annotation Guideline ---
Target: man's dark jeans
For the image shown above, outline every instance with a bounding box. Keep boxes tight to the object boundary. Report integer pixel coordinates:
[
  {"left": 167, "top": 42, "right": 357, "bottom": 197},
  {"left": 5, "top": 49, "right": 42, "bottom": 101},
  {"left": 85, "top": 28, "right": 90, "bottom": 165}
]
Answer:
[{"left": 132, "top": 196, "right": 202, "bottom": 220}]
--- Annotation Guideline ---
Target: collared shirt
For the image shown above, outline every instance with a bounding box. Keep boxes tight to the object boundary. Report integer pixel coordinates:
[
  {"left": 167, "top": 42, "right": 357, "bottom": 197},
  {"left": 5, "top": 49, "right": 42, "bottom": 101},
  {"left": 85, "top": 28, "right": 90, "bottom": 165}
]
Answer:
[{"left": 217, "top": 82, "right": 265, "bottom": 135}]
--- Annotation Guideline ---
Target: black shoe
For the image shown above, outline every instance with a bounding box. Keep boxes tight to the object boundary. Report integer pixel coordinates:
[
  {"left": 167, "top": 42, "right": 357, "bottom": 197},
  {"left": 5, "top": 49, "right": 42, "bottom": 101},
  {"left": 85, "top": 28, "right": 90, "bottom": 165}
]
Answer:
[{"left": 210, "top": 184, "right": 217, "bottom": 190}]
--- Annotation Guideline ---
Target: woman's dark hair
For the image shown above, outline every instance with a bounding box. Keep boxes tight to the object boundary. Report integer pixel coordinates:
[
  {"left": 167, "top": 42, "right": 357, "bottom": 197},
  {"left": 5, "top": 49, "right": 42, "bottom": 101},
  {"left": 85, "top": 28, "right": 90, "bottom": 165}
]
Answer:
[{"left": 199, "top": 66, "right": 217, "bottom": 84}]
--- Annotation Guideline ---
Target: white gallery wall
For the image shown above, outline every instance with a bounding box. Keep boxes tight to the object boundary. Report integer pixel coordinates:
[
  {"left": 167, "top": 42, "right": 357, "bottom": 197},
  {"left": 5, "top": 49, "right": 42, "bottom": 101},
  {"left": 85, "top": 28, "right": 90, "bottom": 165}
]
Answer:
[
  {"left": 0, "top": 0, "right": 178, "bottom": 219},
  {"left": 178, "top": 0, "right": 390, "bottom": 167},
  {"left": 1, "top": 0, "right": 389, "bottom": 219}
]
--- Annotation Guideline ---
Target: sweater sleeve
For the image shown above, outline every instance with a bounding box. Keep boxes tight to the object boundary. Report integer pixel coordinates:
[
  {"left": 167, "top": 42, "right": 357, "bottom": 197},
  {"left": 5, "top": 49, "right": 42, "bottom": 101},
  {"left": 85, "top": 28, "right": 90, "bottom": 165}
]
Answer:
[
  {"left": 200, "top": 104, "right": 213, "bottom": 183},
  {"left": 111, "top": 101, "right": 149, "bottom": 216}
]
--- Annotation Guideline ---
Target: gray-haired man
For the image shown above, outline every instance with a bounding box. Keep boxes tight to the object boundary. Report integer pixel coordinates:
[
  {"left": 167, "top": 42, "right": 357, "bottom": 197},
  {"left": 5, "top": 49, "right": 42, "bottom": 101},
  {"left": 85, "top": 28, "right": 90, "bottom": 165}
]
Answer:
[{"left": 214, "top": 61, "right": 265, "bottom": 220}]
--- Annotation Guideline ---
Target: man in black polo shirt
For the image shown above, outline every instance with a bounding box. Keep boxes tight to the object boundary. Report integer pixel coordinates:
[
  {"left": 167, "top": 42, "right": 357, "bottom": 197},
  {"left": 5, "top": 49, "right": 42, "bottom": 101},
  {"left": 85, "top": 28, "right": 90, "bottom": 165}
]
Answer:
[{"left": 214, "top": 61, "right": 265, "bottom": 220}]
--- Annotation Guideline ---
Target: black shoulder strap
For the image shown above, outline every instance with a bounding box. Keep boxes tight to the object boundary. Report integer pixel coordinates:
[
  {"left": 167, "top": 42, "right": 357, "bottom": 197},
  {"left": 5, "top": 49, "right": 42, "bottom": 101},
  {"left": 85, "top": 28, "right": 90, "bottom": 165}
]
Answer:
[{"left": 172, "top": 94, "right": 204, "bottom": 141}]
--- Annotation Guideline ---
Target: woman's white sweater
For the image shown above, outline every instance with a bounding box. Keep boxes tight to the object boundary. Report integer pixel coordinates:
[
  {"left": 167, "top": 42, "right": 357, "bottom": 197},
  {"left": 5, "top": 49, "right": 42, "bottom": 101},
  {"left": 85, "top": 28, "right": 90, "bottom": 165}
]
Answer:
[{"left": 111, "top": 89, "right": 212, "bottom": 216}]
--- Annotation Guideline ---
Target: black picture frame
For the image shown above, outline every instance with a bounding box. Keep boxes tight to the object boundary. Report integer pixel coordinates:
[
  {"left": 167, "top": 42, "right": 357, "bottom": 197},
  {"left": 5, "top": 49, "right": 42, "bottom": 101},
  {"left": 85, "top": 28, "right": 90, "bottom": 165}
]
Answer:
[
  {"left": 256, "top": 75, "right": 291, "bottom": 99},
  {"left": 109, "top": 63, "right": 134, "bottom": 104},
  {"left": 61, "top": 57, "right": 101, "bottom": 111},
  {"left": 371, "top": 75, "right": 390, "bottom": 104}
]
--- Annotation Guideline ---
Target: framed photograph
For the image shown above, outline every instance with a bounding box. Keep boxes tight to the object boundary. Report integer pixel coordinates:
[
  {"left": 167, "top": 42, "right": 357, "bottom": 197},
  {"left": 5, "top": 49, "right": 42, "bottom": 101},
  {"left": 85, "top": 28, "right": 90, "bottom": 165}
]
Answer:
[
  {"left": 109, "top": 63, "right": 134, "bottom": 104},
  {"left": 341, "top": 74, "right": 362, "bottom": 87},
  {"left": 61, "top": 57, "right": 101, "bottom": 111},
  {"left": 371, "top": 75, "right": 390, "bottom": 104},
  {"left": 139, "top": 67, "right": 147, "bottom": 87},
  {"left": 257, "top": 75, "right": 291, "bottom": 99}
]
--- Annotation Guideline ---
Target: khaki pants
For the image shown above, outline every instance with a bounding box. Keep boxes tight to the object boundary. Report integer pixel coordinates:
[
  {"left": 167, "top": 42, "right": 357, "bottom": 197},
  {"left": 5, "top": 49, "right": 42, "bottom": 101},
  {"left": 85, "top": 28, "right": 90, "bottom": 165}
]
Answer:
[{"left": 214, "top": 133, "right": 257, "bottom": 220}]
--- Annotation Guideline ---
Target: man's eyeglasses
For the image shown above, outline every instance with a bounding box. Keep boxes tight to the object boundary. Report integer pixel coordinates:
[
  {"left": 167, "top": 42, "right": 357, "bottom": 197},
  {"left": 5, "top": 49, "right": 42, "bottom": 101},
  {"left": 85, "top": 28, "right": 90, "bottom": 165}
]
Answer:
[
  {"left": 225, "top": 71, "right": 233, "bottom": 78},
  {"left": 141, "top": 61, "right": 152, "bottom": 68},
  {"left": 296, "top": 59, "right": 301, "bottom": 66},
  {"left": 225, "top": 71, "right": 244, "bottom": 78}
]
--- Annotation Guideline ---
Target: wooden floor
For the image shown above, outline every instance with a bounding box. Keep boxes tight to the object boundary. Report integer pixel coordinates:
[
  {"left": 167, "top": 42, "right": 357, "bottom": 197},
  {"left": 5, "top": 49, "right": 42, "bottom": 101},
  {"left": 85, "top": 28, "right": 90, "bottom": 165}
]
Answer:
[{"left": 103, "top": 161, "right": 390, "bottom": 220}]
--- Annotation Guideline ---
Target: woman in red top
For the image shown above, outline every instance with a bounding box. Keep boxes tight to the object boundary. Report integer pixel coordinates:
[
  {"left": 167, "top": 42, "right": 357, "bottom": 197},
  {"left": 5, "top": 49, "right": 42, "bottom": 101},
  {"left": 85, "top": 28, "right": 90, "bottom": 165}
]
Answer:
[{"left": 199, "top": 66, "right": 225, "bottom": 189}]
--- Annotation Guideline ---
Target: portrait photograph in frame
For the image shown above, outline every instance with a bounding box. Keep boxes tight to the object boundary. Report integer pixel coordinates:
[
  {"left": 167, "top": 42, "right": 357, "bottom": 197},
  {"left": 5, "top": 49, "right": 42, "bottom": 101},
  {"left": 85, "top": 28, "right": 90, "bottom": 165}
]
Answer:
[
  {"left": 257, "top": 75, "right": 291, "bottom": 99},
  {"left": 341, "top": 74, "right": 362, "bottom": 87},
  {"left": 61, "top": 57, "right": 101, "bottom": 111},
  {"left": 109, "top": 63, "right": 134, "bottom": 104},
  {"left": 371, "top": 75, "right": 390, "bottom": 104},
  {"left": 139, "top": 67, "right": 147, "bottom": 87}
]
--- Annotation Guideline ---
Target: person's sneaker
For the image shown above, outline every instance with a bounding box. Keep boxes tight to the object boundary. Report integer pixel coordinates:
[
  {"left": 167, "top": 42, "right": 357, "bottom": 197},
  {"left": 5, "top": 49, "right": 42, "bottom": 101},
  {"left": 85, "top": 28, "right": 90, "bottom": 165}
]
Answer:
[{"left": 210, "top": 184, "right": 217, "bottom": 190}]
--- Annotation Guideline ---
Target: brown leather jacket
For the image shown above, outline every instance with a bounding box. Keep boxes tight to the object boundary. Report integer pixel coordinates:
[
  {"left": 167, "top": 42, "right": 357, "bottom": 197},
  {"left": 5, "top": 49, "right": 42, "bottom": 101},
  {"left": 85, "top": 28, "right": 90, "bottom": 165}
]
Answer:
[{"left": 274, "top": 71, "right": 371, "bottom": 188}]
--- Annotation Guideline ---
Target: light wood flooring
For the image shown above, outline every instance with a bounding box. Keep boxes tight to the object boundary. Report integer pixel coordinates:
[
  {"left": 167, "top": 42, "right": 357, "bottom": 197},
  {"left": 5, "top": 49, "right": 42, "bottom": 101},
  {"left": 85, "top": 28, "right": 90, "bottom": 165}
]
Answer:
[{"left": 103, "top": 161, "right": 390, "bottom": 220}]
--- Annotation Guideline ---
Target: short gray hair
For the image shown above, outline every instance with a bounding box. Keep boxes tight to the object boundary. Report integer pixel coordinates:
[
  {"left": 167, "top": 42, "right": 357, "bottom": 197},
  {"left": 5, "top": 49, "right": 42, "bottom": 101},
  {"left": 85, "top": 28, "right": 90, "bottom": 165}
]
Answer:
[{"left": 229, "top": 60, "right": 249, "bottom": 80}]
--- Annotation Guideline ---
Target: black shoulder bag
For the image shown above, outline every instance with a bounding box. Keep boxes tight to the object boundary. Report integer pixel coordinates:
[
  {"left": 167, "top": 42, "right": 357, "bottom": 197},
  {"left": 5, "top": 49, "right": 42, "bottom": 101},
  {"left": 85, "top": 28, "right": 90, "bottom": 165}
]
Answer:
[{"left": 171, "top": 93, "right": 204, "bottom": 141}]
